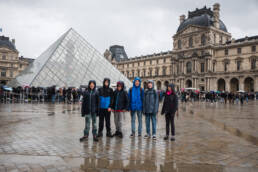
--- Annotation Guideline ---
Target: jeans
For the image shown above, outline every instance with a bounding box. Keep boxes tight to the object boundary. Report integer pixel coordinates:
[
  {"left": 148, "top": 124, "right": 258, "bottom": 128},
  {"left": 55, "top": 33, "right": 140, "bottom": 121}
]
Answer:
[
  {"left": 51, "top": 94, "right": 56, "bottom": 103},
  {"left": 130, "top": 110, "right": 142, "bottom": 135},
  {"left": 84, "top": 114, "right": 97, "bottom": 136},
  {"left": 145, "top": 113, "right": 156, "bottom": 136},
  {"left": 235, "top": 98, "right": 239, "bottom": 104}
]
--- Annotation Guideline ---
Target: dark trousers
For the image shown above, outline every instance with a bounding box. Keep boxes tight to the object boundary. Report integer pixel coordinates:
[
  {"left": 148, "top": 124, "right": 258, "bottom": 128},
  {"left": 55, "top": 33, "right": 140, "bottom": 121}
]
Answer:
[
  {"left": 98, "top": 109, "right": 111, "bottom": 134},
  {"left": 165, "top": 113, "right": 175, "bottom": 136}
]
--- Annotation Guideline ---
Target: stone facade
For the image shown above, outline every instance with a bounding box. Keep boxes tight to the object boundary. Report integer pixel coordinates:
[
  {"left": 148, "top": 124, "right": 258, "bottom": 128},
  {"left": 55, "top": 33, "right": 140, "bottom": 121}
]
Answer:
[
  {"left": 105, "top": 3, "right": 258, "bottom": 92},
  {"left": 0, "top": 36, "right": 34, "bottom": 85}
]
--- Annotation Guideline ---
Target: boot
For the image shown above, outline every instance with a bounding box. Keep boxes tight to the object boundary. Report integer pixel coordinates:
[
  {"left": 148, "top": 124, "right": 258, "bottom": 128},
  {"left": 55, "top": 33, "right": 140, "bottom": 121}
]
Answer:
[
  {"left": 79, "top": 135, "right": 88, "bottom": 142},
  {"left": 106, "top": 132, "right": 113, "bottom": 138},
  {"left": 97, "top": 132, "right": 103, "bottom": 138},
  {"left": 93, "top": 136, "right": 99, "bottom": 142},
  {"left": 163, "top": 136, "right": 169, "bottom": 140},
  {"left": 113, "top": 131, "right": 119, "bottom": 137},
  {"left": 118, "top": 132, "right": 123, "bottom": 138}
]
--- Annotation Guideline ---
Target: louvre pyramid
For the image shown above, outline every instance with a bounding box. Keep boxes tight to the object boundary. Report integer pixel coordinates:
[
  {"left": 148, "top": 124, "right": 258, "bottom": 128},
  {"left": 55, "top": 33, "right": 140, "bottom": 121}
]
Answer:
[{"left": 9, "top": 28, "right": 132, "bottom": 88}]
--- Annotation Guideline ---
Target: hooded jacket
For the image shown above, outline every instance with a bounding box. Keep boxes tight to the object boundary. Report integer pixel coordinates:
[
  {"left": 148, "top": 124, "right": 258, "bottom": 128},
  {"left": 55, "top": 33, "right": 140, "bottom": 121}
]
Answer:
[
  {"left": 81, "top": 80, "right": 99, "bottom": 116},
  {"left": 143, "top": 80, "right": 159, "bottom": 114},
  {"left": 111, "top": 81, "right": 129, "bottom": 111},
  {"left": 161, "top": 83, "right": 178, "bottom": 115},
  {"left": 98, "top": 78, "right": 114, "bottom": 109},
  {"left": 128, "top": 77, "right": 144, "bottom": 111}
]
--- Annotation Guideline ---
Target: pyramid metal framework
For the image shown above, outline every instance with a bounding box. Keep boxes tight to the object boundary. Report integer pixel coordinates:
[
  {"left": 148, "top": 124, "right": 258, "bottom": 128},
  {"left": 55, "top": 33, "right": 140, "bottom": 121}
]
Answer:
[{"left": 9, "top": 28, "right": 132, "bottom": 88}]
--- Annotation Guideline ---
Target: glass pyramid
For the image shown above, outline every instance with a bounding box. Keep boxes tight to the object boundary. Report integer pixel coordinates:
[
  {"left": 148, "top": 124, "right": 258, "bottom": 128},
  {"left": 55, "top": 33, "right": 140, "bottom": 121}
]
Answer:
[{"left": 8, "top": 28, "right": 132, "bottom": 88}]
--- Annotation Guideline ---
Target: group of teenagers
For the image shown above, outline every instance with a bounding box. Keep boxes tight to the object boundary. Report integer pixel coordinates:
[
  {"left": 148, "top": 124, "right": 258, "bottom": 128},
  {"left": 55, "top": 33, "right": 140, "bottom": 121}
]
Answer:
[{"left": 80, "top": 77, "right": 179, "bottom": 142}]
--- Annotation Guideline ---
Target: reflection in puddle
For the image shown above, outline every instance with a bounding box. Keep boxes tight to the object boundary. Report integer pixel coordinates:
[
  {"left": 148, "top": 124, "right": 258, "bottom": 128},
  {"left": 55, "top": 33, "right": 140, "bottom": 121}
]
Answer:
[
  {"left": 197, "top": 113, "right": 258, "bottom": 146},
  {"left": 63, "top": 157, "right": 237, "bottom": 172}
]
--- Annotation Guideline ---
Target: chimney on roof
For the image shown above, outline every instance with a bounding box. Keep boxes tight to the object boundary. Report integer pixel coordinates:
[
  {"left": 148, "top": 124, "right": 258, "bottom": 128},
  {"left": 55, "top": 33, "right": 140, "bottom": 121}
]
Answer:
[
  {"left": 180, "top": 15, "right": 186, "bottom": 24},
  {"left": 213, "top": 3, "right": 220, "bottom": 29},
  {"left": 11, "top": 39, "right": 15, "bottom": 45}
]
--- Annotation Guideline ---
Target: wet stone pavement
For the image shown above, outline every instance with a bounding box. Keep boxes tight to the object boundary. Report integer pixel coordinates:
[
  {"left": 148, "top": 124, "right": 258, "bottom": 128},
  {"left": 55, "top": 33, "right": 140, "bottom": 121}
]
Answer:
[{"left": 0, "top": 101, "right": 258, "bottom": 172}]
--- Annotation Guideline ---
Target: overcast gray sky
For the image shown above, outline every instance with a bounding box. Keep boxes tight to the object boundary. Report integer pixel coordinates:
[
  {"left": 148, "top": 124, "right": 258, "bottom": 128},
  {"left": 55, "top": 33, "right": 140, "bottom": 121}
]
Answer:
[{"left": 0, "top": 0, "right": 257, "bottom": 59}]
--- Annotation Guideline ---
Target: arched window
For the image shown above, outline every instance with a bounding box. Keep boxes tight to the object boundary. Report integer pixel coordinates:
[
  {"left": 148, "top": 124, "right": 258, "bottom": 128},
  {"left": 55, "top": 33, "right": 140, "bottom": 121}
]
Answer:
[
  {"left": 178, "top": 40, "right": 181, "bottom": 49},
  {"left": 201, "top": 34, "right": 206, "bottom": 46},
  {"left": 189, "top": 37, "right": 193, "bottom": 47},
  {"left": 186, "top": 62, "right": 192, "bottom": 73}
]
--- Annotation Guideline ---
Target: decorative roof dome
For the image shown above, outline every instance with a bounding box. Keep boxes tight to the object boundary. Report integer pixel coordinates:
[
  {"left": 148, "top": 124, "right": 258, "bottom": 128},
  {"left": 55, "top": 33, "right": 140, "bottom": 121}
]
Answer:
[
  {"left": 0, "top": 36, "right": 17, "bottom": 51},
  {"left": 177, "top": 6, "right": 228, "bottom": 33}
]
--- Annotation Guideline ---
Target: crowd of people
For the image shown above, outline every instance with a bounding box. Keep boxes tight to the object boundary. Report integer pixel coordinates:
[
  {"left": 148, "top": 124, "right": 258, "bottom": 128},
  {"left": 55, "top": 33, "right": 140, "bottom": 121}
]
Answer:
[
  {"left": 0, "top": 86, "right": 83, "bottom": 104},
  {"left": 179, "top": 90, "right": 257, "bottom": 104}
]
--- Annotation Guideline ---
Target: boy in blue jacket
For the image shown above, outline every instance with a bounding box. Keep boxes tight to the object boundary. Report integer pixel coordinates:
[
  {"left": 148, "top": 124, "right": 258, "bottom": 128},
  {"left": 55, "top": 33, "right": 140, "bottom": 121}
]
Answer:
[
  {"left": 97, "top": 78, "right": 114, "bottom": 138},
  {"left": 128, "top": 77, "right": 144, "bottom": 137}
]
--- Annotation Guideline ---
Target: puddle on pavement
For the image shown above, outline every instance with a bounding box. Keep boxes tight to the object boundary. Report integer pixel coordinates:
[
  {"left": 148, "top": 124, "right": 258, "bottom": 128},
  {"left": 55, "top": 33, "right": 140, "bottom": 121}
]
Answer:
[
  {"left": 0, "top": 154, "right": 257, "bottom": 172},
  {"left": 197, "top": 113, "right": 258, "bottom": 146},
  {"left": 64, "top": 157, "right": 257, "bottom": 172}
]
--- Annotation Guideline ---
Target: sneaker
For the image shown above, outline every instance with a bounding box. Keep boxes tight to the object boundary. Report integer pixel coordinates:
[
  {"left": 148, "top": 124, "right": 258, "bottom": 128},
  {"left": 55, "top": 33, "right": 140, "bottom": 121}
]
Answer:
[
  {"left": 138, "top": 134, "right": 142, "bottom": 137},
  {"left": 144, "top": 135, "right": 150, "bottom": 139},
  {"left": 152, "top": 136, "right": 156, "bottom": 140},
  {"left": 93, "top": 136, "right": 99, "bottom": 142},
  {"left": 79, "top": 135, "right": 88, "bottom": 142},
  {"left": 171, "top": 136, "right": 175, "bottom": 141},
  {"left": 97, "top": 132, "right": 103, "bottom": 138},
  {"left": 163, "top": 136, "right": 169, "bottom": 140},
  {"left": 130, "top": 133, "right": 135, "bottom": 138}
]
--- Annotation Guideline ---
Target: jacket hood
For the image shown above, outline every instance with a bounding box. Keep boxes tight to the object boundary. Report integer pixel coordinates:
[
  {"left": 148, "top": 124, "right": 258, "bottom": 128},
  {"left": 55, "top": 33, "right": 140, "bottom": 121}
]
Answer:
[
  {"left": 88, "top": 80, "right": 96, "bottom": 90},
  {"left": 116, "top": 81, "right": 125, "bottom": 91},
  {"left": 147, "top": 80, "right": 154, "bottom": 90},
  {"left": 103, "top": 78, "right": 110, "bottom": 88},
  {"left": 167, "top": 83, "right": 176, "bottom": 94},
  {"left": 133, "top": 77, "right": 141, "bottom": 88}
]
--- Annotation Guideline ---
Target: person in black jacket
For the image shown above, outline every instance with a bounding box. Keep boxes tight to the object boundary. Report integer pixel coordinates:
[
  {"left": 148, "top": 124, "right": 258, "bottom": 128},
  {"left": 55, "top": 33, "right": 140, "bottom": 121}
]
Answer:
[
  {"left": 161, "top": 83, "right": 179, "bottom": 141},
  {"left": 111, "top": 81, "right": 129, "bottom": 138},
  {"left": 97, "top": 78, "right": 114, "bottom": 138},
  {"left": 80, "top": 80, "right": 99, "bottom": 142}
]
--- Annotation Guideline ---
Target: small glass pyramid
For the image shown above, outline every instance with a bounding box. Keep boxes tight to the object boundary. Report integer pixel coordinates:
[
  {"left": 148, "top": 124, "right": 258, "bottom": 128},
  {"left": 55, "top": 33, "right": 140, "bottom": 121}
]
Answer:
[{"left": 8, "top": 28, "right": 132, "bottom": 88}]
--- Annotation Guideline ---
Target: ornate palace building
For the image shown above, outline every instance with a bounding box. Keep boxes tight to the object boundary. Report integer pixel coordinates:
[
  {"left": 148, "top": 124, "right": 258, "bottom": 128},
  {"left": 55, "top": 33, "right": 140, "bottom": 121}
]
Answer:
[
  {"left": 0, "top": 35, "right": 34, "bottom": 85},
  {"left": 105, "top": 3, "right": 258, "bottom": 92}
]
